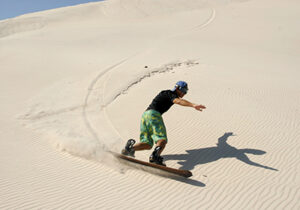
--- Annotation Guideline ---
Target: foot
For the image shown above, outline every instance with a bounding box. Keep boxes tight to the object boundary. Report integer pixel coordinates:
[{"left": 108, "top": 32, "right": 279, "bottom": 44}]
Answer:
[
  {"left": 149, "top": 146, "right": 166, "bottom": 166},
  {"left": 149, "top": 155, "right": 166, "bottom": 166},
  {"left": 121, "top": 139, "right": 136, "bottom": 157}
]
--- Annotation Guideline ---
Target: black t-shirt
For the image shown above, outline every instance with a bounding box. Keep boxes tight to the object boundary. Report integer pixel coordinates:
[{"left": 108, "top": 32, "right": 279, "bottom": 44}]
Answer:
[{"left": 146, "top": 90, "right": 178, "bottom": 115}]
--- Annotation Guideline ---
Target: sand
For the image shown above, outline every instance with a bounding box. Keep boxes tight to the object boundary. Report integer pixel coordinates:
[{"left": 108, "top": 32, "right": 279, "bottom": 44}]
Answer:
[{"left": 0, "top": 0, "right": 299, "bottom": 209}]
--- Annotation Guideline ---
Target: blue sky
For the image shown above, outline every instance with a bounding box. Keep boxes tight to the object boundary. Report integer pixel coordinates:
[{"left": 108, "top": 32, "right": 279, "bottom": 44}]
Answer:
[{"left": 0, "top": 0, "right": 103, "bottom": 20}]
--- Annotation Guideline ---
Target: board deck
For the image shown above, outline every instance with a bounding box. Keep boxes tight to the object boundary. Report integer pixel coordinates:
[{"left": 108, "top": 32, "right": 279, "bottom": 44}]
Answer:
[{"left": 111, "top": 151, "right": 192, "bottom": 178}]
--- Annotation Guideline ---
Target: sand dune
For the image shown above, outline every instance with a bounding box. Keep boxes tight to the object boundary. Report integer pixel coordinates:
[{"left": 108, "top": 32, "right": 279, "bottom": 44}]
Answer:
[{"left": 1, "top": 0, "right": 299, "bottom": 209}]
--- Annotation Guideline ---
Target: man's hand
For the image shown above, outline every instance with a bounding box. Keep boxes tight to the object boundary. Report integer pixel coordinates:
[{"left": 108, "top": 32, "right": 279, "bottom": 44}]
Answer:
[{"left": 193, "top": 104, "right": 206, "bottom": 111}]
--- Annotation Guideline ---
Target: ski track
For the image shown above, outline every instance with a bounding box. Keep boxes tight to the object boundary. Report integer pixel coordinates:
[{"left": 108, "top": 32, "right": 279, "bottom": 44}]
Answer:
[{"left": 82, "top": 57, "right": 131, "bottom": 148}]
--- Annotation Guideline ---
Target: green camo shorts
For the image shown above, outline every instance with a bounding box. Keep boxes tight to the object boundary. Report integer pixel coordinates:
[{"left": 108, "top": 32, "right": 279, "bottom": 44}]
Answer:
[{"left": 140, "top": 110, "right": 168, "bottom": 147}]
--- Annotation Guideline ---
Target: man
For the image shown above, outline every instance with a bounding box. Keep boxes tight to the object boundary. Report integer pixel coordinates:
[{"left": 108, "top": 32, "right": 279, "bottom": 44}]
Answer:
[{"left": 122, "top": 81, "right": 206, "bottom": 166}]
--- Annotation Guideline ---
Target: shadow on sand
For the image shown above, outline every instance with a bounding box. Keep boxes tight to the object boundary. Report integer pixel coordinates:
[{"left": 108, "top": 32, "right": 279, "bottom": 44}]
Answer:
[{"left": 164, "top": 132, "right": 278, "bottom": 171}]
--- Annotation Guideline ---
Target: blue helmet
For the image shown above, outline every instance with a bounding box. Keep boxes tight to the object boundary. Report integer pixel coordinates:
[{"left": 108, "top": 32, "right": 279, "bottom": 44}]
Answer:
[{"left": 172, "top": 81, "right": 188, "bottom": 94}]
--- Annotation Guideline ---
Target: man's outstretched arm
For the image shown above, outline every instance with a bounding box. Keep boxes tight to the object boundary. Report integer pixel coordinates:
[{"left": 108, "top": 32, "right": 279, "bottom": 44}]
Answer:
[{"left": 173, "top": 98, "right": 206, "bottom": 111}]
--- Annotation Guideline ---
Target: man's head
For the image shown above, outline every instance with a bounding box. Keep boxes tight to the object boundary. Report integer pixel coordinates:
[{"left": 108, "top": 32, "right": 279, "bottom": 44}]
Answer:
[{"left": 172, "top": 81, "right": 188, "bottom": 97}]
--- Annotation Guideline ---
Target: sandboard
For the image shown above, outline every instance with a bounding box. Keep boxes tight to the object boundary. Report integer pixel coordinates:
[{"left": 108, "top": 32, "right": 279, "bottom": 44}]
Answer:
[{"left": 111, "top": 151, "right": 192, "bottom": 178}]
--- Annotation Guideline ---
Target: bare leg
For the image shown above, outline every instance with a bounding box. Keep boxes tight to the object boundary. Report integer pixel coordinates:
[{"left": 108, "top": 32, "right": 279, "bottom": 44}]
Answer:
[
  {"left": 133, "top": 142, "right": 152, "bottom": 151},
  {"left": 155, "top": 139, "right": 167, "bottom": 156}
]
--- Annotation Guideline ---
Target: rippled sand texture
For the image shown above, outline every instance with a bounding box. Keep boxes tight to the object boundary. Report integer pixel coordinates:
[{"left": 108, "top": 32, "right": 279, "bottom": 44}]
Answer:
[{"left": 1, "top": 0, "right": 299, "bottom": 209}]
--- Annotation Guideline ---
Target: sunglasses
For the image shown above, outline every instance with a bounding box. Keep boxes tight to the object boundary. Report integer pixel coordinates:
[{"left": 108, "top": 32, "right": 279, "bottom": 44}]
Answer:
[{"left": 179, "top": 87, "right": 188, "bottom": 94}]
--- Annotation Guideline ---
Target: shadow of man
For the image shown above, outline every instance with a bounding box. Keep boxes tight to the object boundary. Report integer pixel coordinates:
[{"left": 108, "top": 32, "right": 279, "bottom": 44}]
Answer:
[{"left": 164, "top": 132, "right": 278, "bottom": 171}]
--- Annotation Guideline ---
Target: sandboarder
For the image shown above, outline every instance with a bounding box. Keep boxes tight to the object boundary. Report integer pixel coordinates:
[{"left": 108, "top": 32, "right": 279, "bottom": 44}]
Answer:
[{"left": 122, "top": 81, "right": 206, "bottom": 166}]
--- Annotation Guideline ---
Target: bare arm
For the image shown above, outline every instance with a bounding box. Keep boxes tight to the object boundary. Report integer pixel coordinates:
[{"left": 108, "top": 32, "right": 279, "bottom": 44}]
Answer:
[{"left": 173, "top": 98, "right": 206, "bottom": 111}]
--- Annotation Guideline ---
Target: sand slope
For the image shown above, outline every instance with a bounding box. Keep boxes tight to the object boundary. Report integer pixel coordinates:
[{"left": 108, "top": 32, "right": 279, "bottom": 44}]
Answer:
[{"left": 0, "top": 0, "right": 299, "bottom": 209}]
